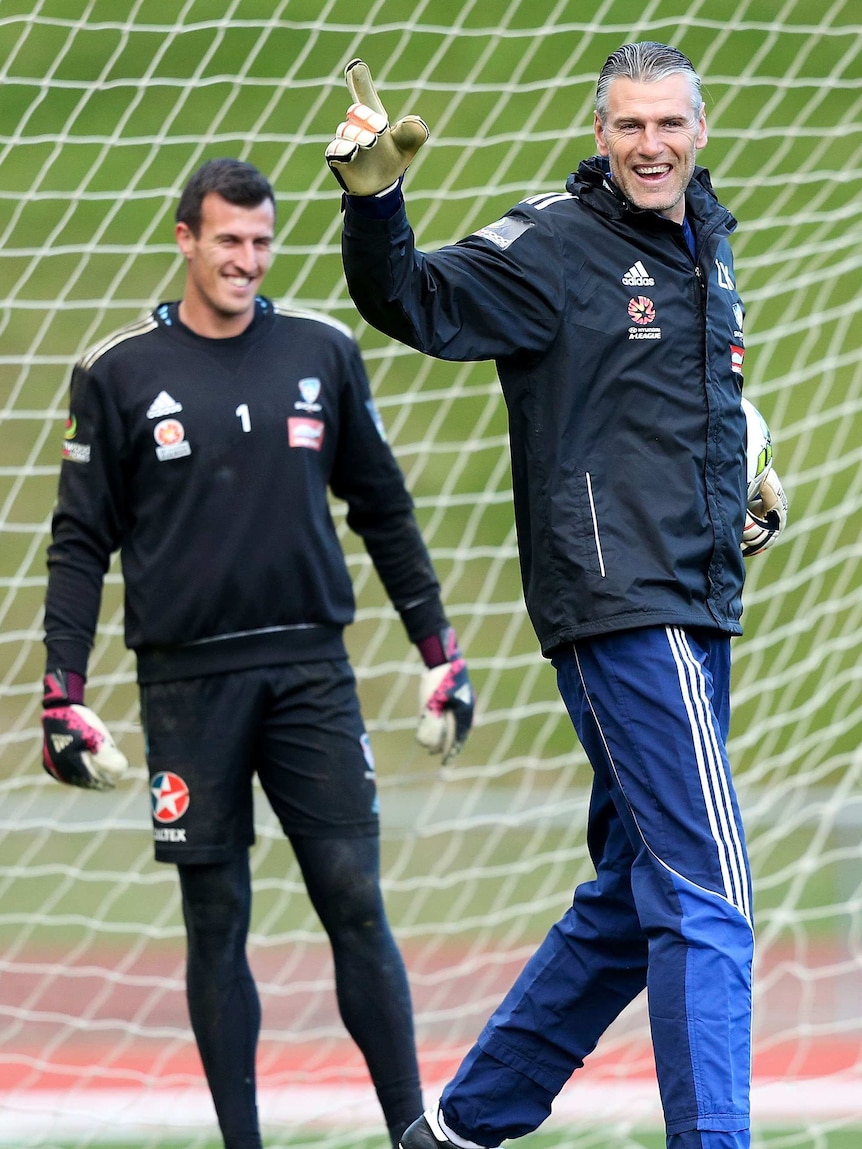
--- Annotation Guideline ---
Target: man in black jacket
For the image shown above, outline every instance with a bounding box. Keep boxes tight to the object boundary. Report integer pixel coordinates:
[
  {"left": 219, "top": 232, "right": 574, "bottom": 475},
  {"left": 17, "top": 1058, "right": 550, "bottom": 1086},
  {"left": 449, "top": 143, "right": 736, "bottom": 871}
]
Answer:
[
  {"left": 41, "top": 157, "right": 474, "bottom": 1149},
  {"left": 326, "top": 41, "right": 786, "bottom": 1149}
]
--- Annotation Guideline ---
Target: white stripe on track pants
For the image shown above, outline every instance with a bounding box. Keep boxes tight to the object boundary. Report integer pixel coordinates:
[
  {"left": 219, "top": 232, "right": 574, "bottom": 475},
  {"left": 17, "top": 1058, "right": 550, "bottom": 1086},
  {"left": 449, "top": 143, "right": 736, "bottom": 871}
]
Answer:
[{"left": 440, "top": 625, "right": 753, "bottom": 1149}]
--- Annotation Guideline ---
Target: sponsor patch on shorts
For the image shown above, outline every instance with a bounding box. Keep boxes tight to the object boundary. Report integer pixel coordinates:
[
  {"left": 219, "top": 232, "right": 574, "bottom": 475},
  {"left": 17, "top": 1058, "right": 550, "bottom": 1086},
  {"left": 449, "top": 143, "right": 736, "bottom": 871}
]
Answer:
[{"left": 151, "top": 770, "right": 190, "bottom": 824}]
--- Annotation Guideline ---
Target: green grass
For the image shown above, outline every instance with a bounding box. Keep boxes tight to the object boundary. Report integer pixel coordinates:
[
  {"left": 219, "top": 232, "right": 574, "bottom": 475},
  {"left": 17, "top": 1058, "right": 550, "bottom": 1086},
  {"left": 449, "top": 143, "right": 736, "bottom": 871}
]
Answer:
[{"left": 33, "top": 1130, "right": 862, "bottom": 1149}]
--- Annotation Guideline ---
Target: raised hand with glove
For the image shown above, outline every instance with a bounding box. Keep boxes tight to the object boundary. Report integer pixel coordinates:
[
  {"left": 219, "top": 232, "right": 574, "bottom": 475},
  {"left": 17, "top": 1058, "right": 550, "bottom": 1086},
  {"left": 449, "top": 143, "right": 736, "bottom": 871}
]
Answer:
[
  {"left": 41, "top": 668, "right": 128, "bottom": 791},
  {"left": 415, "top": 626, "right": 475, "bottom": 765},
  {"left": 325, "top": 59, "right": 429, "bottom": 196},
  {"left": 741, "top": 470, "right": 789, "bottom": 557}
]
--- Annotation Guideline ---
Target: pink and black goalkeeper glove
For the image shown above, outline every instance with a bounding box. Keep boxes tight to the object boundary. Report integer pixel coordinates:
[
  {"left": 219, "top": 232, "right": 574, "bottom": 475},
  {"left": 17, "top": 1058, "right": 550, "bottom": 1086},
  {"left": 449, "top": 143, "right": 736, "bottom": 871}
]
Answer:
[
  {"left": 41, "top": 669, "right": 128, "bottom": 791},
  {"left": 415, "top": 627, "right": 475, "bottom": 764}
]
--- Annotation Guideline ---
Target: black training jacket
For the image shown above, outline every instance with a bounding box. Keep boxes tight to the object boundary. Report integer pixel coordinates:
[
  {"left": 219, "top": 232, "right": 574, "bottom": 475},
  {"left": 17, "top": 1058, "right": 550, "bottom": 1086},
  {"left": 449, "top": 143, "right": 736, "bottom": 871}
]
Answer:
[
  {"left": 342, "top": 157, "right": 749, "bottom": 655},
  {"left": 45, "top": 298, "right": 446, "bottom": 683}
]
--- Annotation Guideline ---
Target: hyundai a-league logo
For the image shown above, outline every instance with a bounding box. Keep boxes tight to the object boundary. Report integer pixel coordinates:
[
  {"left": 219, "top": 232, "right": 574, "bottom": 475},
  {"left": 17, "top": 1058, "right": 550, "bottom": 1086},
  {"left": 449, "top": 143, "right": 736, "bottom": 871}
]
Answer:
[
  {"left": 153, "top": 418, "right": 191, "bottom": 461},
  {"left": 150, "top": 771, "right": 190, "bottom": 823},
  {"left": 627, "top": 296, "right": 656, "bottom": 324},
  {"left": 153, "top": 419, "right": 185, "bottom": 447}
]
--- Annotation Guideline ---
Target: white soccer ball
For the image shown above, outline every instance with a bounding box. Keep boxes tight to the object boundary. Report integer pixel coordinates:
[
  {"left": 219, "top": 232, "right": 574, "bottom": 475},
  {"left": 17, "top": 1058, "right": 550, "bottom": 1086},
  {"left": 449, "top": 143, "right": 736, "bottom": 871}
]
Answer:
[
  {"left": 71, "top": 704, "right": 129, "bottom": 786},
  {"left": 416, "top": 664, "right": 457, "bottom": 759},
  {"left": 741, "top": 396, "right": 773, "bottom": 502}
]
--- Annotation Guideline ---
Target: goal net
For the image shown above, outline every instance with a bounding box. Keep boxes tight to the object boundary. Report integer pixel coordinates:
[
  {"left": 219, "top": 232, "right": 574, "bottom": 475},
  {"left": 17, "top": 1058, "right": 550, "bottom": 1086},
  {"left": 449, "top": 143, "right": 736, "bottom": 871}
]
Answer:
[{"left": 1, "top": 2, "right": 860, "bottom": 1146}]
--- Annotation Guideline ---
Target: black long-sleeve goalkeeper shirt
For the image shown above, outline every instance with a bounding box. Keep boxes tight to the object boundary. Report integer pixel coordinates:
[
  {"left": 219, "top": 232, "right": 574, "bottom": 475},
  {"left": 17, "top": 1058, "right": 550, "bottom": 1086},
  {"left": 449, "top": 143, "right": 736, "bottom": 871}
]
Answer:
[{"left": 45, "top": 297, "right": 446, "bottom": 684}]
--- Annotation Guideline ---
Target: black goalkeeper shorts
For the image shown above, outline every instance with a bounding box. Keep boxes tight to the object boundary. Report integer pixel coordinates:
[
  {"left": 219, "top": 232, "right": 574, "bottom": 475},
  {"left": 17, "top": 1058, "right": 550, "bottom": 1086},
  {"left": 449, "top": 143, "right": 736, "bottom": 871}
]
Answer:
[{"left": 140, "top": 660, "right": 379, "bottom": 864}]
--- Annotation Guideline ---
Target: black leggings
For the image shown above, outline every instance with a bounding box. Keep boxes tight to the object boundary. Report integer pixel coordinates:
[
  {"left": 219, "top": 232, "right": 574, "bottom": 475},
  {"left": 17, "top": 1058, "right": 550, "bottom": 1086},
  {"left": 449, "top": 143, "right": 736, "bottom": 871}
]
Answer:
[{"left": 178, "top": 837, "right": 422, "bottom": 1149}]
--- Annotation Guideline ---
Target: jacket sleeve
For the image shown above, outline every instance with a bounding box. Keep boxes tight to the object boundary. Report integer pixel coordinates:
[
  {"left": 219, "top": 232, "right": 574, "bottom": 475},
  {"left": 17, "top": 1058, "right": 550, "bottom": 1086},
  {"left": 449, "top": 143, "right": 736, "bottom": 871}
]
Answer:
[
  {"left": 43, "top": 362, "right": 128, "bottom": 676},
  {"left": 341, "top": 199, "right": 564, "bottom": 363},
  {"left": 329, "top": 341, "right": 447, "bottom": 643}
]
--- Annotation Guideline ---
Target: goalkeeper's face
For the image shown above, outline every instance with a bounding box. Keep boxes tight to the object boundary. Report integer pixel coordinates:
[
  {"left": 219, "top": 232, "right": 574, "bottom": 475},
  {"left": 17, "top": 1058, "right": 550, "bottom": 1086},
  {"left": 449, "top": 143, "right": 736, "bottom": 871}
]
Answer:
[
  {"left": 594, "top": 73, "right": 707, "bottom": 225},
  {"left": 175, "top": 192, "right": 275, "bottom": 337}
]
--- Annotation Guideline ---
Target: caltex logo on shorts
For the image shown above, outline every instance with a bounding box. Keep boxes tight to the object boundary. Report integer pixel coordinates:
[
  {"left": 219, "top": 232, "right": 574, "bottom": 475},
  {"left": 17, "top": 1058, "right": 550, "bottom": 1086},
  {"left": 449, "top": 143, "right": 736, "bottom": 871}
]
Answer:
[{"left": 150, "top": 771, "right": 190, "bottom": 823}]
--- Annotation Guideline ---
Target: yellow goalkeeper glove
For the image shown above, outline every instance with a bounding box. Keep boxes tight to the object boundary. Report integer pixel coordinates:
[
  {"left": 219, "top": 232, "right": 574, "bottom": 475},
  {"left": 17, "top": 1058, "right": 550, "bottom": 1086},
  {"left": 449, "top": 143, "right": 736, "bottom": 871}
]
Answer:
[{"left": 325, "top": 59, "right": 429, "bottom": 196}]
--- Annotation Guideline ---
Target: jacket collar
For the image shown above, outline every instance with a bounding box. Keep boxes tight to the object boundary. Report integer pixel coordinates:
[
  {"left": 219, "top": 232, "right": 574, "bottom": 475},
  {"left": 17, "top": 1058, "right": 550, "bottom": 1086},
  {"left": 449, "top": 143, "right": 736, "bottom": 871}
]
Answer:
[{"left": 565, "top": 155, "right": 737, "bottom": 234}]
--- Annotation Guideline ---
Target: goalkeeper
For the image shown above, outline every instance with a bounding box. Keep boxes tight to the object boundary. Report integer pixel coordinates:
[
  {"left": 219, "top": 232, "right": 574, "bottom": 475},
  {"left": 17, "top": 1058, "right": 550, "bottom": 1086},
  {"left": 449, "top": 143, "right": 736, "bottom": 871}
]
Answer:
[
  {"left": 41, "top": 157, "right": 474, "bottom": 1149},
  {"left": 327, "top": 41, "right": 788, "bottom": 1149}
]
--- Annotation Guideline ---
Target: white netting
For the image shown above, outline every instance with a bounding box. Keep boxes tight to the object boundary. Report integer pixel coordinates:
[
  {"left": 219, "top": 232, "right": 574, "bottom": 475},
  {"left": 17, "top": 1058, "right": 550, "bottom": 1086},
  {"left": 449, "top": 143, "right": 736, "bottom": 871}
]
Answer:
[{"left": 1, "top": 2, "right": 860, "bottom": 1147}]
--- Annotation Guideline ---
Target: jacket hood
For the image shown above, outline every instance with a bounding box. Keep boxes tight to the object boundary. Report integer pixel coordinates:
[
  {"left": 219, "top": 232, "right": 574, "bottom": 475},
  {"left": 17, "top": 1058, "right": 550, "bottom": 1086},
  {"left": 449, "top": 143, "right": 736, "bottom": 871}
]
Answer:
[{"left": 565, "top": 155, "right": 736, "bottom": 233}]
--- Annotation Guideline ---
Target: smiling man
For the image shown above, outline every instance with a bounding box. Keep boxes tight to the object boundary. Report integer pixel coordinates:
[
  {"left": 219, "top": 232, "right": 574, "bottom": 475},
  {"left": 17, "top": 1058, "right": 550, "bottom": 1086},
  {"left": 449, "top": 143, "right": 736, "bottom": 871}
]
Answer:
[
  {"left": 326, "top": 40, "right": 768, "bottom": 1149},
  {"left": 41, "top": 157, "right": 475, "bottom": 1149},
  {"left": 595, "top": 70, "right": 708, "bottom": 222},
  {"left": 173, "top": 174, "right": 275, "bottom": 336}
]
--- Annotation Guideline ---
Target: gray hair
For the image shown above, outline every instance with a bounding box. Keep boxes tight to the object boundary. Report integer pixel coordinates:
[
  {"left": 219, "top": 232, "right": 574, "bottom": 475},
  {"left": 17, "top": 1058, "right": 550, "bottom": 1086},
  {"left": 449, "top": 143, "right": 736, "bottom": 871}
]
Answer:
[{"left": 595, "top": 42, "right": 703, "bottom": 123}]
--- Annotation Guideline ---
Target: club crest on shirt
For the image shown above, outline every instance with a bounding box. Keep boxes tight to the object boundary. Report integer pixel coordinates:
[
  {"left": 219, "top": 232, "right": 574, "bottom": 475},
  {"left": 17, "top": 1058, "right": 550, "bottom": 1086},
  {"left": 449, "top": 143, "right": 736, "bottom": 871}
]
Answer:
[
  {"left": 295, "top": 377, "right": 322, "bottom": 412},
  {"left": 732, "top": 302, "right": 745, "bottom": 344}
]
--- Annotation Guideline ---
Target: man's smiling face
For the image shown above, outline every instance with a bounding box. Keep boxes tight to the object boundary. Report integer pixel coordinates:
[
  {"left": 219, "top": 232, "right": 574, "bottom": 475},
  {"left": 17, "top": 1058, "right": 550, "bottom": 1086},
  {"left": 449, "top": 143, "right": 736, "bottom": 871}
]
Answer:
[
  {"left": 175, "top": 191, "right": 275, "bottom": 337},
  {"left": 594, "top": 73, "right": 708, "bottom": 224}
]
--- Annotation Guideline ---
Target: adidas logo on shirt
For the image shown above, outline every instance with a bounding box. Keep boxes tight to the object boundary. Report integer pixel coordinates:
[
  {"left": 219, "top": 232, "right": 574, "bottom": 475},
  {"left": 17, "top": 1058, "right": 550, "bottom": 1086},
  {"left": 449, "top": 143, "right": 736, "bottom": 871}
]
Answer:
[
  {"left": 622, "top": 261, "right": 655, "bottom": 287},
  {"left": 146, "top": 391, "right": 183, "bottom": 419}
]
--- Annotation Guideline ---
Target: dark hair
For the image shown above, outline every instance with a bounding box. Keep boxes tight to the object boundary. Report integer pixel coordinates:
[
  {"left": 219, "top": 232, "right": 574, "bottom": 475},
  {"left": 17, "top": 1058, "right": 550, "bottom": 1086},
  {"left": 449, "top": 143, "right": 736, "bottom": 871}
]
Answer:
[
  {"left": 595, "top": 42, "right": 702, "bottom": 123},
  {"left": 175, "top": 158, "right": 275, "bottom": 236}
]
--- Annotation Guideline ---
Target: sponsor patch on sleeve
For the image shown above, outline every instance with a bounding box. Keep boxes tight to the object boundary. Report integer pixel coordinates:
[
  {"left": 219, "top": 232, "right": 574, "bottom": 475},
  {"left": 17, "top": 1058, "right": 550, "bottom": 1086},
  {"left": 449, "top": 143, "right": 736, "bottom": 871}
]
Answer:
[
  {"left": 62, "top": 442, "right": 91, "bottom": 463},
  {"left": 473, "top": 216, "right": 534, "bottom": 251},
  {"left": 62, "top": 415, "right": 91, "bottom": 463}
]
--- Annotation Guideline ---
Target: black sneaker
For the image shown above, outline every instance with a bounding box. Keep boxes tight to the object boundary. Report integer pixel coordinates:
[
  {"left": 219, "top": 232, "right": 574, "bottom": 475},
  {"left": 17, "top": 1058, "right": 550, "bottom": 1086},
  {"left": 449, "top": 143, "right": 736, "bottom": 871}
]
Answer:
[{"left": 400, "top": 1114, "right": 458, "bottom": 1149}]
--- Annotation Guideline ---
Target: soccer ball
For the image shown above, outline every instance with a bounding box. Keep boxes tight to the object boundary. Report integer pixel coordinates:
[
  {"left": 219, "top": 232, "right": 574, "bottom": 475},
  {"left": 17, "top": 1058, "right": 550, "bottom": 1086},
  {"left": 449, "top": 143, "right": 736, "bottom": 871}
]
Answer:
[{"left": 741, "top": 396, "right": 773, "bottom": 501}]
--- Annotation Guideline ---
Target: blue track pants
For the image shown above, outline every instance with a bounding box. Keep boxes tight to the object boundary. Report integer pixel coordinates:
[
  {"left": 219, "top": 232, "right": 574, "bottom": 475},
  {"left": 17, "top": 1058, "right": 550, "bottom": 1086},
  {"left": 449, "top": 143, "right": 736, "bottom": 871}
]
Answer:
[{"left": 440, "top": 626, "right": 753, "bottom": 1149}]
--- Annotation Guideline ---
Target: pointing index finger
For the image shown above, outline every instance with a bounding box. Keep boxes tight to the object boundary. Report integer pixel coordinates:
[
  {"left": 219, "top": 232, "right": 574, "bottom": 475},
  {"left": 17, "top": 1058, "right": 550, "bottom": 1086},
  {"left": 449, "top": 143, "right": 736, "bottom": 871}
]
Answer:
[{"left": 344, "top": 59, "right": 387, "bottom": 119}]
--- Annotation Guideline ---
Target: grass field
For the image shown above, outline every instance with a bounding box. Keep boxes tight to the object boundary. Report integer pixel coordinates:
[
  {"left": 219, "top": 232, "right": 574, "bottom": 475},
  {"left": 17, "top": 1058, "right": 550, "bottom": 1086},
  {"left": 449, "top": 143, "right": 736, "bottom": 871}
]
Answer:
[{"left": 36, "top": 1132, "right": 862, "bottom": 1149}]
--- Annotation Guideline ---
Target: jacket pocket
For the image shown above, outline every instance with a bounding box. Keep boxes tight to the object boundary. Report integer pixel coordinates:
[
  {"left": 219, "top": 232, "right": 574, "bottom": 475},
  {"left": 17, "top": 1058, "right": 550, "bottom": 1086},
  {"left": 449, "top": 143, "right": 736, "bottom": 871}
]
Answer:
[{"left": 584, "top": 471, "right": 607, "bottom": 578}]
